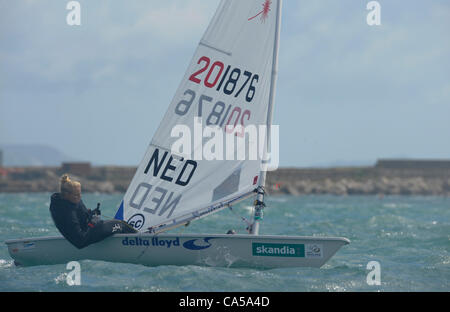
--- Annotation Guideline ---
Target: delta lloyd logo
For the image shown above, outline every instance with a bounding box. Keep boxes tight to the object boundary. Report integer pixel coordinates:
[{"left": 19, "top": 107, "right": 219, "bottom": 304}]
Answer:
[
  {"left": 183, "top": 238, "right": 215, "bottom": 250},
  {"left": 170, "top": 118, "right": 279, "bottom": 172},
  {"left": 122, "top": 237, "right": 180, "bottom": 248},
  {"left": 121, "top": 236, "right": 215, "bottom": 250}
]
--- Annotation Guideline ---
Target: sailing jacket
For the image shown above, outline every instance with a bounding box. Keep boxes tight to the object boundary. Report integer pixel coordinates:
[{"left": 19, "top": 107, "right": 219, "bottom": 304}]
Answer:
[{"left": 49, "top": 193, "right": 106, "bottom": 249}]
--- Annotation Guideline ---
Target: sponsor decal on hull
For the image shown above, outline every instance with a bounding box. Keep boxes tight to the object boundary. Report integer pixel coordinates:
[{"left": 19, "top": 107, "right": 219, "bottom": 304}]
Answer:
[
  {"left": 18, "top": 242, "right": 36, "bottom": 252},
  {"left": 122, "top": 237, "right": 180, "bottom": 248},
  {"left": 183, "top": 238, "right": 215, "bottom": 250},
  {"left": 305, "top": 244, "right": 323, "bottom": 258},
  {"left": 252, "top": 243, "right": 305, "bottom": 258},
  {"left": 127, "top": 214, "right": 145, "bottom": 231}
]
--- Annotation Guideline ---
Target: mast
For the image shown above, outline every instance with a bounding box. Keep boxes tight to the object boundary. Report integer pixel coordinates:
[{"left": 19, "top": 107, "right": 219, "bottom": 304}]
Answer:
[{"left": 251, "top": 0, "right": 282, "bottom": 235}]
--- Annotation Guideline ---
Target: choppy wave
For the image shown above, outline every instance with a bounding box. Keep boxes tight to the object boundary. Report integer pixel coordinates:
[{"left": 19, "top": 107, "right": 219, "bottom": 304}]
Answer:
[
  {"left": 0, "top": 193, "right": 449, "bottom": 291},
  {"left": 0, "top": 259, "right": 14, "bottom": 268}
]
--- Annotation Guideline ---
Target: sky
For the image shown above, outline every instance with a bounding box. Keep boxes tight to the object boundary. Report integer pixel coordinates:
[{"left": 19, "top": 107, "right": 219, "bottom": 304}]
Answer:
[{"left": 0, "top": 0, "right": 449, "bottom": 167}]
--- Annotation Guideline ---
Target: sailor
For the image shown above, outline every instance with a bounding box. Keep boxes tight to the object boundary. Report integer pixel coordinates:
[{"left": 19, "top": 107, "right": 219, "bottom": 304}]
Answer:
[{"left": 49, "top": 174, "right": 137, "bottom": 249}]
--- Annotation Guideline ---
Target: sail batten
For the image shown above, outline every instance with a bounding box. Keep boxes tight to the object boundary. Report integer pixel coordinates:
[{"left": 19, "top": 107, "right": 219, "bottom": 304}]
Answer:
[
  {"left": 117, "top": 0, "right": 281, "bottom": 233},
  {"left": 199, "top": 41, "right": 232, "bottom": 56}
]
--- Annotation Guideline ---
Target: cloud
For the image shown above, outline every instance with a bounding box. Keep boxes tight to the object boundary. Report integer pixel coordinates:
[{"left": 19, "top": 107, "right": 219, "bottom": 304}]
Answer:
[
  {"left": 134, "top": 1, "right": 217, "bottom": 41},
  {"left": 278, "top": 0, "right": 449, "bottom": 107},
  {"left": 1, "top": 0, "right": 449, "bottom": 166},
  {"left": 0, "top": 1, "right": 219, "bottom": 91}
]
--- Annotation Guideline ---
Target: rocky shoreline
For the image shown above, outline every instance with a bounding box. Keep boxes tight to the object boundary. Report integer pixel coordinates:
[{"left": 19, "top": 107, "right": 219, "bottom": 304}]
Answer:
[
  {"left": 1, "top": 165, "right": 450, "bottom": 196},
  {"left": 265, "top": 167, "right": 450, "bottom": 196}
]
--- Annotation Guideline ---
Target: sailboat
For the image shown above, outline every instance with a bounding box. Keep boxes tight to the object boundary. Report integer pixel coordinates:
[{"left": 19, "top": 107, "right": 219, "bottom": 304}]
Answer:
[{"left": 6, "top": 0, "right": 349, "bottom": 268}]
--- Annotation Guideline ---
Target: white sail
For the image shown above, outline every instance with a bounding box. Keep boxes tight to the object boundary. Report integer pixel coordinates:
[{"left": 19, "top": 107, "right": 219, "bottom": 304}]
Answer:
[{"left": 115, "top": 0, "right": 282, "bottom": 233}]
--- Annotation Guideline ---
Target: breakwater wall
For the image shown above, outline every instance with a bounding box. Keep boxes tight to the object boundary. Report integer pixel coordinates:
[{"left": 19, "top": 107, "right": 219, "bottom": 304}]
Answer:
[{"left": 1, "top": 165, "right": 450, "bottom": 196}]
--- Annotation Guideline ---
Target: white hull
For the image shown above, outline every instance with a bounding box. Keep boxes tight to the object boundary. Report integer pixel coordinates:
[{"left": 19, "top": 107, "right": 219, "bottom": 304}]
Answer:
[{"left": 6, "top": 234, "right": 349, "bottom": 268}]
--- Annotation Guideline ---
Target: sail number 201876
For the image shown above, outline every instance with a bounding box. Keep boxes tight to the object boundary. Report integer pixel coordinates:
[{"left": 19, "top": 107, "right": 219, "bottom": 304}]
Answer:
[
  {"left": 188, "top": 56, "right": 259, "bottom": 103},
  {"left": 174, "top": 89, "right": 251, "bottom": 137}
]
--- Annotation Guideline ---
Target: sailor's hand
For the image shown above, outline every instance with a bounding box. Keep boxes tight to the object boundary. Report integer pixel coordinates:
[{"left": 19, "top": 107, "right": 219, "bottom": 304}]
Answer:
[{"left": 93, "top": 203, "right": 101, "bottom": 215}]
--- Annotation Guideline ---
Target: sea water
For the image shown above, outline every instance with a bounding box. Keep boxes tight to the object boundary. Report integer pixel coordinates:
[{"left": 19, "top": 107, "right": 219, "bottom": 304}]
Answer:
[{"left": 0, "top": 193, "right": 448, "bottom": 292}]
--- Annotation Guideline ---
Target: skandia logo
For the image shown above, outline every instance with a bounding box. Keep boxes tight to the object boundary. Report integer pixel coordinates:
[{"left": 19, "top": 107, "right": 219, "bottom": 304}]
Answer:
[
  {"left": 252, "top": 243, "right": 305, "bottom": 258},
  {"left": 122, "top": 237, "right": 180, "bottom": 248}
]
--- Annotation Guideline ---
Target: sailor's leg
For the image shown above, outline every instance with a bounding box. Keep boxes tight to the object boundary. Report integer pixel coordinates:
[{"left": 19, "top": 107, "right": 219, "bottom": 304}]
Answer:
[{"left": 100, "top": 219, "right": 138, "bottom": 234}]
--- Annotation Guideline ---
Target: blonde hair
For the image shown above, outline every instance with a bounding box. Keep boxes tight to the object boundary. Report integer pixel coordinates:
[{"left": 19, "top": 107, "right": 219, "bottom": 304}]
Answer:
[{"left": 60, "top": 174, "right": 81, "bottom": 195}]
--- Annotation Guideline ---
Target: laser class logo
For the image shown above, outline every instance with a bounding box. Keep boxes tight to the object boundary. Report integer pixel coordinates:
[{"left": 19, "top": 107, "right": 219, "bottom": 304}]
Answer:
[
  {"left": 127, "top": 214, "right": 145, "bottom": 231},
  {"left": 305, "top": 244, "right": 323, "bottom": 258},
  {"left": 248, "top": 0, "right": 272, "bottom": 22},
  {"left": 183, "top": 238, "right": 215, "bottom": 250}
]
